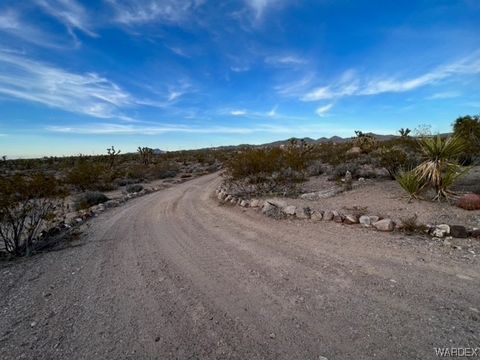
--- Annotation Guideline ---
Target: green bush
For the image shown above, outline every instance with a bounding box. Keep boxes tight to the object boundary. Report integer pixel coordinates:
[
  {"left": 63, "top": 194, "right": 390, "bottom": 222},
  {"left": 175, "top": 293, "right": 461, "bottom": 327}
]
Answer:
[
  {"left": 396, "top": 170, "right": 424, "bottom": 201},
  {"left": 377, "top": 146, "right": 409, "bottom": 179},
  {"left": 74, "top": 192, "right": 109, "bottom": 210}
]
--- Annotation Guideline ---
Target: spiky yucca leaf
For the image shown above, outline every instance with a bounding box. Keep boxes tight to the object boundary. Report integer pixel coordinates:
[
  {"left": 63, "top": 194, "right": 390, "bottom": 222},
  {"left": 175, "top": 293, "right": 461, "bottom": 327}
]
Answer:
[
  {"left": 396, "top": 170, "right": 424, "bottom": 201},
  {"left": 416, "top": 135, "right": 467, "bottom": 200}
]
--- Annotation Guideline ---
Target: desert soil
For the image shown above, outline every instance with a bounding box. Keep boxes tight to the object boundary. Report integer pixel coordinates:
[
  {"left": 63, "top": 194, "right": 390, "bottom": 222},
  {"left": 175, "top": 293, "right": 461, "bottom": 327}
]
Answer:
[
  {"left": 1, "top": 173, "right": 479, "bottom": 360},
  {"left": 294, "top": 170, "right": 480, "bottom": 228}
]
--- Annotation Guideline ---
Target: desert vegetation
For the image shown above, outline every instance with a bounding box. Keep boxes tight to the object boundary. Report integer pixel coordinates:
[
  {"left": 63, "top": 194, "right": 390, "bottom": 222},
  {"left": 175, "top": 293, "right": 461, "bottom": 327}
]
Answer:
[
  {"left": 0, "top": 146, "right": 225, "bottom": 257},
  {"left": 2, "top": 115, "right": 480, "bottom": 257}
]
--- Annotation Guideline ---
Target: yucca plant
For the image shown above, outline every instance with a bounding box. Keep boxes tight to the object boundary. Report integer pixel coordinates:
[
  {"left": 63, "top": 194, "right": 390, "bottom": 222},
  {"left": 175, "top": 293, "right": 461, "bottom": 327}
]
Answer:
[
  {"left": 415, "top": 135, "right": 466, "bottom": 200},
  {"left": 396, "top": 170, "right": 424, "bottom": 202}
]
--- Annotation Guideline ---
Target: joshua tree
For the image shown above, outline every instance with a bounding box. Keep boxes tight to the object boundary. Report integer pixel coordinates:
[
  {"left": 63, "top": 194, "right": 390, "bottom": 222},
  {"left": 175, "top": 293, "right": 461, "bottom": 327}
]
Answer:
[
  {"left": 138, "top": 147, "right": 154, "bottom": 166},
  {"left": 398, "top": 128, "right": 411, "bottom": 137},
  {"left": 106, "top": 146, "right": 121, "bottom": 169}
]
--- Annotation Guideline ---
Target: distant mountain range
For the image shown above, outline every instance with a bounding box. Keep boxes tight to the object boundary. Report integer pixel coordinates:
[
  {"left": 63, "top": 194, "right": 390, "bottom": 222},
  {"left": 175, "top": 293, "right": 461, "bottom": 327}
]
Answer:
[{"left": 260, "top": 133, "right": 398, "bottom": 147}]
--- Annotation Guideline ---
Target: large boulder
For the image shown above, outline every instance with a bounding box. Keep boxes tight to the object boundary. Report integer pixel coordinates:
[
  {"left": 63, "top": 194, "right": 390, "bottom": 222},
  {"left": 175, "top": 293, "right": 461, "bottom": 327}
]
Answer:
[
  {"left": 457, "top": 194, "right": 480, "bottom": 210},
  {"left": 373, "top": 219, "right": 395, "bottom": 232}
]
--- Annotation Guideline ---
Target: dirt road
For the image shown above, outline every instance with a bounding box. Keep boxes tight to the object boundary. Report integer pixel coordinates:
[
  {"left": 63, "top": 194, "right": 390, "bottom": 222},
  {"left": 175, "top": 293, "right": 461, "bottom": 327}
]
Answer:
[{"left": 1, "top": 173, "right": 479, "bottom": 359}]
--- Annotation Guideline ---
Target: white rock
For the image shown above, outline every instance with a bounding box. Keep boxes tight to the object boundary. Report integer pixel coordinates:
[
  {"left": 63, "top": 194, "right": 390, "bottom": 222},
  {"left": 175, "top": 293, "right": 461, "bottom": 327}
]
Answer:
[
  {"left": 373, "top": 219, "right": 395, "bottom": 231},
  {"left": 344, "top": 214, "right": 358, "bottom": 224},
  {"left": 432, "top": 224, "right": 450, "bottom": 238},
  {"left": 250, "top": 199, "right": 260, "bottom": 207},
  {"left": 310, "top": 211, "right": 323, "bottom": 221},
  {"left": 359, "top": 215, "right": 371, "bottom": 227},
  {"left": 239, "top": 200, "right": 248, "bottom": 207},
  {"left": 323, "top": 210, "right": 334, "bottom": 221},
  {"left": 284, "top": 205, "right": 297, "bottom": 216}
]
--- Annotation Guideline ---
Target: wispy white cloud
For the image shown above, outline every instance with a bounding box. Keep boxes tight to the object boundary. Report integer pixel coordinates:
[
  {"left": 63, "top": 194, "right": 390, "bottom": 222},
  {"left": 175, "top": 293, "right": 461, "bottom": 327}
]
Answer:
[
  {"left": 265, "top": 55, "right": 308, "bottom": 67},
  {"left": 230, "top": 109, "right": 247, "bottom": 116},
  {"left": 231, "top": 66, "right": 250, "bottom": 73},
  {"left": 46, "top": 122, "right": 361, "bottom": 136},
  {"left": 267, "top": 105, "right": 278, "bottom": 117},
  {"left": 275, "top": 74, "right": 314, "bottom": 97},
  {"left": 106, "top": 0, "right": 203, "bottom": 25},
  {"left": 315, "top": 103, "right": 334, "bottom": 117},
  {"left": 0, "top": 9, "right": 75, "bottom": 48},
  {"left": 245, "top": 0, "right": 283, "bottom": 20},
  {"left": 0, "top": 51, "right": 133, "bottom": 120},
  {"left": 34, "top": 0, "right": 97, "bottom": 37},
  {"left": 301, "top": 54, "right": 480, "bottom": 101},
  {"left": 426, "top": 91, "right": 462, "bottom": 100}
]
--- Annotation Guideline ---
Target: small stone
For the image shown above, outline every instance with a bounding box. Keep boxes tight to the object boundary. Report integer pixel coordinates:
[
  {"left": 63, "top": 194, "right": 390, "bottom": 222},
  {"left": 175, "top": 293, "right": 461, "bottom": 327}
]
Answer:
[
  {"left": 332, "top": 211, "right": 344, "bottom": 223},
  {"left": 344, "top": 214, "right": 358, "bottom": 224},
  {"left": 250, "top": 199, "right": 260, "bottom": 208},
  {"left": 359, "top": 215, "right": 371, "bottom": 227},
  {"left": 295, "top": 207, "right": 311, "bottom": 219},
  {"left": 239, "top": 200, "right": 248, "bottom": 207},
  {"left": 310, "top": 211, "right": 323, "bottom": 221},
  {"left": 431, "top": 224, "right": 450, "bottom": 238},
  {"left": 269, "top": 333, "right": 276, "bottom": 339},
  {"left": 30, "top": 321, "right": 37, "bottom": 328},
  {"left": 323, "top": 210, "right": 334, "bottom": 221},
  {"left": 470, "top": 228, "right": 480, "bottom": 238},
  {"left": 358, "top": 177, "right": 365, "bottom": 182},
  {"left": 450, "top": 225, "right": 468, "bottom": 238},
  {"left": 373, "top": 219, "right": 395, "bottom": 232},
  {"left": 284, "top": 205, "right": 297, "bottom": 216}
]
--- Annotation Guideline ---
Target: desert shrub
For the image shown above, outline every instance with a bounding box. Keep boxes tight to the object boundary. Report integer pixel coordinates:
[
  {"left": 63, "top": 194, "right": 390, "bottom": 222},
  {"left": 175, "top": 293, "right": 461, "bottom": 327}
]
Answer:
[
  {"left": 317, "top": 142, "right": 351, "bottom": 165},
  {"left": 0, "top": 174, "right": 65, "bottom": 256},
  {"left": 147, "top": 162, "right": 179, "bottom": 180},
  {"left": 225, "top": 142, "right": 314, "bottom": 196},
  {"left": 66, "top": 160, "right": 105, "bottom": 191},
  {"left": 400, "top": 214, "right": 427, "bottom": 235},
  {"left": 74, "top": 191, "right": 109, "bottom": 211},
  {"left": 126, "top": 184, "right": 144, "bottom": 193},
  {"left": 353, "top": 131, "right": 378, "bottom": 153},
  {"left": 453, "top": 115, "right": 480, "bottom": 165},
  {"left": 332, "top": 162, "right": 360, "bottom": 179},
  {"left": 377, "top": 146, "right": 409, "bottom": 179},
  {"left": 396, "top": 170, "right": 424, "bottom": 201}
]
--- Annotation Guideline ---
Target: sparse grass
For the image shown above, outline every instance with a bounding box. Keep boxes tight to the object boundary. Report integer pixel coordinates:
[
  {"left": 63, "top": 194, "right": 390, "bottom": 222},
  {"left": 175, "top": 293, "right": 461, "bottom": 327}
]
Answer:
[{"left": 399, "top": 214, "right": 427, "bottom": 235}]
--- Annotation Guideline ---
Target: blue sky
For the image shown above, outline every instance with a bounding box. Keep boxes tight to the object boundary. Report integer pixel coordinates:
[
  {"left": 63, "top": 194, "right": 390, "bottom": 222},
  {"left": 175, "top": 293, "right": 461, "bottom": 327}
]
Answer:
[{"left": 0, "top": 0, "right": 479, "bottom": 157}]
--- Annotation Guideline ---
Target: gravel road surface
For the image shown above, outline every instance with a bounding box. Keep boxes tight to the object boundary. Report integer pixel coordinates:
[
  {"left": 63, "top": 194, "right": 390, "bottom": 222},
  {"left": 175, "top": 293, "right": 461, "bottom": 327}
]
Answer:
[{"left": 1, "top": 173, "right": 479, "bottom": 359}]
